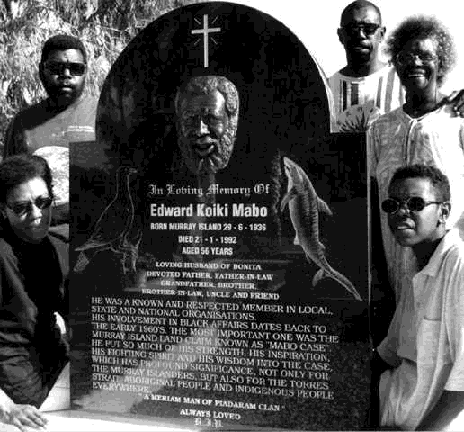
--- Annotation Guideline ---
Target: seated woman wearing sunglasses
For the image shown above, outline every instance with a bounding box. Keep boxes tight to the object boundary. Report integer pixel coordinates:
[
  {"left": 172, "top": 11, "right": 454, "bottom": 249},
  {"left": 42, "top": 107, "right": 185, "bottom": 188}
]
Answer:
[
  {"left": 0, "top": 154, "right": 68, "bottom": 429},
  {"left": 374, "top": 165, "right": 464, "bottom": 431},
  {"left": 368, "top": 15, "right": 464, "bottom": 301}
]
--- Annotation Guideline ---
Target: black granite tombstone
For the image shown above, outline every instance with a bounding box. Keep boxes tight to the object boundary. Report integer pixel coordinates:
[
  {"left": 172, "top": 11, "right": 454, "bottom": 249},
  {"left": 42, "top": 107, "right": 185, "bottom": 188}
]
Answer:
[{"left": 69, "top": 2, "right": 372, "bottom": 430}]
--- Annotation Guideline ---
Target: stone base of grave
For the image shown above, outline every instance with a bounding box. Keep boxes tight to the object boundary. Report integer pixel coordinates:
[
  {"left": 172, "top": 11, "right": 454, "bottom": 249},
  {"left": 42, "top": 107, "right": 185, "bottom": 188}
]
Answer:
[{"left": 0, "top": 410, "right": 195, "bottom": 432}]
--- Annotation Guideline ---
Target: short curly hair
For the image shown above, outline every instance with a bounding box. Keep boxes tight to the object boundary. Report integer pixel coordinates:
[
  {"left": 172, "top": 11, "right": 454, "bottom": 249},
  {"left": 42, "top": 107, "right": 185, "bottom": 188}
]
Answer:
[
  {"left": 388, "top": 164, "right": 450, "bottom": 202},
  {"left": 0, "top": 154, "right": 54, "bottom": 203},
  {"left": 174, "top": 75, "right": 239, "bottom": 141},
  {"left": 174, "top": 75, "right": 239, "bottom": 118},
  {"left": 387, "top": 15, "right": 456, "bottom": 86}
]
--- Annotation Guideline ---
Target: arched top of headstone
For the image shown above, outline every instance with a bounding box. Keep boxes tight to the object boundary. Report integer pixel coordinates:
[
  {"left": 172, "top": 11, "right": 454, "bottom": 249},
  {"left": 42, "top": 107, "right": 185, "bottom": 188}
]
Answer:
[{"left": 95, "top": 1, "right": 330, "bottom": 173}]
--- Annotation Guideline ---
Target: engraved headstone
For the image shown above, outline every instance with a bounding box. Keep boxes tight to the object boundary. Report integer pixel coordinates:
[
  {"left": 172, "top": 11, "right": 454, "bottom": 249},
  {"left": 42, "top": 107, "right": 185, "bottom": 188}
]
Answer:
[{"left": 69, "top": 2, "right": 372, "bottom": 430}]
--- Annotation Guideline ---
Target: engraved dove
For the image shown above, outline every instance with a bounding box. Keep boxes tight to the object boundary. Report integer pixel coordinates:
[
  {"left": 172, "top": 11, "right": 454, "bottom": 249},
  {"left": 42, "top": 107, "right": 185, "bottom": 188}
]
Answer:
[{"left": 74, "top": 165, "right": 138, "bottom": 274}]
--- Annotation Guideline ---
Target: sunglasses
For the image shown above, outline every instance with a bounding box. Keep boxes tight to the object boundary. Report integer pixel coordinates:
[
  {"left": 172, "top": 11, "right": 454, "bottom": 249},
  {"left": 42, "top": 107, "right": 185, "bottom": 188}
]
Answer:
[
  {"left": 342, "top": 23, "right": 380, "bottom": 36},
  {"left": 44, "top": 61, "right": 86, "bottom": 76},
  {"left": 6, "top": 196, "right": 53, "bottom": 217},
  {"left": 381, "top": 197, "right": 443, "bottom": 214},
  {"left": 396, "top": 51, "right": 438, "bottom": 66}
]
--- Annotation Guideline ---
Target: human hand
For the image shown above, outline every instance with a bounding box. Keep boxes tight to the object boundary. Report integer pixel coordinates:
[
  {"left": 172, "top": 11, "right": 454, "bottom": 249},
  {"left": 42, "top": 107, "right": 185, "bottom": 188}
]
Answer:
[
  {"left": 375, "top": 426, "right": 404, "bottom": 430},
  {"left": 442, "top": 89, "right": 464, "bottom": 117},
  {"left": 0, "top": 403, "right": 48, "bottom": 431}
]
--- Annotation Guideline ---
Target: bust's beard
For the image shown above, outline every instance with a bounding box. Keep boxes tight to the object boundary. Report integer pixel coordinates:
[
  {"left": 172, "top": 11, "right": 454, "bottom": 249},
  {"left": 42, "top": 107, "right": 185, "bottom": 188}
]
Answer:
[{"left": 178, "top": 129, "right": 236, "bottom": 177}]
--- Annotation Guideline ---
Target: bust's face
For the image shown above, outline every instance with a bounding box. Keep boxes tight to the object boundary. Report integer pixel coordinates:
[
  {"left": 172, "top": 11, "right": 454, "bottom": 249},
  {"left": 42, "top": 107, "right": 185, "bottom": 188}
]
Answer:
[{"left": 178, "top": 90, "right": 235, "bottom": 174}]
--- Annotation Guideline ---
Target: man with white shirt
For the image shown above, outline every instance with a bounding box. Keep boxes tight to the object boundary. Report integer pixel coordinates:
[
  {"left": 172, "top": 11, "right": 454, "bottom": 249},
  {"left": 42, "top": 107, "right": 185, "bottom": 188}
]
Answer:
[
  {"left": 329, "top": 0, "right": 464, "bottom": 133},
  {"left": 328, "top": 0, "right": 405, "bottom": 132},
  {"left": 375, "top": 165, "right": 464, "bottom": 431}
]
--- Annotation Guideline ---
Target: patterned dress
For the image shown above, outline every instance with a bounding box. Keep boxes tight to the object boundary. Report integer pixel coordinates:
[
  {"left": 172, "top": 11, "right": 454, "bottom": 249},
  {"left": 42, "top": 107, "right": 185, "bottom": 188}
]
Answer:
[{"left": 368, "top": 104, "right": 464, "bottom": 299}]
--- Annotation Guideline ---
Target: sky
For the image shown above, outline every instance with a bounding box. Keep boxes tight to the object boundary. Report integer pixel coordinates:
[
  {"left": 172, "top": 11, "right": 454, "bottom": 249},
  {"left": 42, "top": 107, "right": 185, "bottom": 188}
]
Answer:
[{"left": 224, "top": 0, "right": 464, "bottom": 93}]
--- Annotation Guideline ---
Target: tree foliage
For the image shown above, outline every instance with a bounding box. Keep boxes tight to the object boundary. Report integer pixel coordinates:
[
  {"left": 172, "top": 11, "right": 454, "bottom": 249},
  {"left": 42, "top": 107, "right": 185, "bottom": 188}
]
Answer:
[{"left": 0, "top": 0, "right": 206, "bottom": 147}]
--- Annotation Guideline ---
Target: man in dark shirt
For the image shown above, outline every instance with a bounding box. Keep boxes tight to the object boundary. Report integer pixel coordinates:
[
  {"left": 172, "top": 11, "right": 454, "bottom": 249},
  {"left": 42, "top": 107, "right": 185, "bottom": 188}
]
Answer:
[{"left": 4, "top": 34, "right": 98, "bottom": 241}]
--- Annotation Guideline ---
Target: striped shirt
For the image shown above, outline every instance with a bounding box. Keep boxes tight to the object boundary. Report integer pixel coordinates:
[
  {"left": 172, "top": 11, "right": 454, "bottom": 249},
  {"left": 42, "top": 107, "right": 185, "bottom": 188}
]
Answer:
[{"left": 328, "top": 65, "right": 405, "bottom": 132}]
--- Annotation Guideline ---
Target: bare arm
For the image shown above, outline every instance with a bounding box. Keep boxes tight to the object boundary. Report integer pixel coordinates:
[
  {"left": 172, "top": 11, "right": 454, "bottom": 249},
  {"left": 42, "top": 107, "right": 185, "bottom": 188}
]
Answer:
[
  {"left": 416, "top": 390, "right": 464, "bottom": 431},
  {"left": 443, "top": 90, "right": 464, "bottom": 118},
  {"left": 0, "top": 387, "right": 48, "bottom": 431}
]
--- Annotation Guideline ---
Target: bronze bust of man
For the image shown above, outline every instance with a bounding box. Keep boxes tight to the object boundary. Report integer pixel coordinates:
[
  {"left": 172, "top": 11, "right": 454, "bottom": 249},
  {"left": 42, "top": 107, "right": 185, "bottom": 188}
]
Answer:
[{"left": 174, "top": 75, "right": 239, "bottom": 176}]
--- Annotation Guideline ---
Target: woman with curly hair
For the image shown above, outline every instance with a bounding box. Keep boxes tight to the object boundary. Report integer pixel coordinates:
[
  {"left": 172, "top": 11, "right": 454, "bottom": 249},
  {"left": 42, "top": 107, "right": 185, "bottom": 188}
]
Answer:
[
  {"left": 369, "top": 15, "right": 464, "bottom": 431},
  {"left": 368, "top": 15, "right": 464, "bottom": 301}
]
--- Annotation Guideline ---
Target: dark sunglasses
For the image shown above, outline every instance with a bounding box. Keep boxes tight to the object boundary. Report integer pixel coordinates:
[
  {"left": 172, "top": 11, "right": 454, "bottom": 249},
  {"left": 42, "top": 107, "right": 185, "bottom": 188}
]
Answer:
[
  {"left": 342, "top": 23, "right": 380, "bottom": 36},
  {"left": 6, "top": 196, "right": 53, "bottom": 217},
  {"left": 44, "top": 61, "right": 86, "bottom": 76},
  {"left": 381, "top": 197, "right": 443, "bottom": 214}
]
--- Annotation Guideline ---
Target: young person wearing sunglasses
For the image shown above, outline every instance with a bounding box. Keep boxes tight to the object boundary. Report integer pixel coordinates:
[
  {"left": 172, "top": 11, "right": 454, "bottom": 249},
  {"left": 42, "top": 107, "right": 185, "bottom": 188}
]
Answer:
[
  {"left": 0, "top": 154, "right": 69, "bottom": 430},
  {"left": 3, "top": 34, "right": 99, "bottom": 241},
  {"left": 374, "top": 164, "right": 464, "bottom": 431},
  {"left": 368, "top": 15, "right": 464, "bottom": 301}
]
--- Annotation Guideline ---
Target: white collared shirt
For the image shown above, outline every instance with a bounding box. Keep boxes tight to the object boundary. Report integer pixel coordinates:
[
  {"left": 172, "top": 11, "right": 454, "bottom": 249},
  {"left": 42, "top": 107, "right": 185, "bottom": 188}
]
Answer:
[{"left": 378, "top": 229, "right": 464, "bottom": 430}]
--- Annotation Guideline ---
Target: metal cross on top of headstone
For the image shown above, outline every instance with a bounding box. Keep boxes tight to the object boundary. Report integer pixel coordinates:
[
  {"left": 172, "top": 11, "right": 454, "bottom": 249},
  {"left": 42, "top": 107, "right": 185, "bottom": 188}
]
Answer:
[{"left": 191, "top": 14, "right": 221, "bottom": 68}]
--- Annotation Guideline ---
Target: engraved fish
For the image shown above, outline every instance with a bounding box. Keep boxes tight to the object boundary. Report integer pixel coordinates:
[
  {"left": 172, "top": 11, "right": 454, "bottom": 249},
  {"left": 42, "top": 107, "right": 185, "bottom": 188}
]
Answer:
[{"left": 281, "top": 157, "right": 362, "bottom": 301}]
